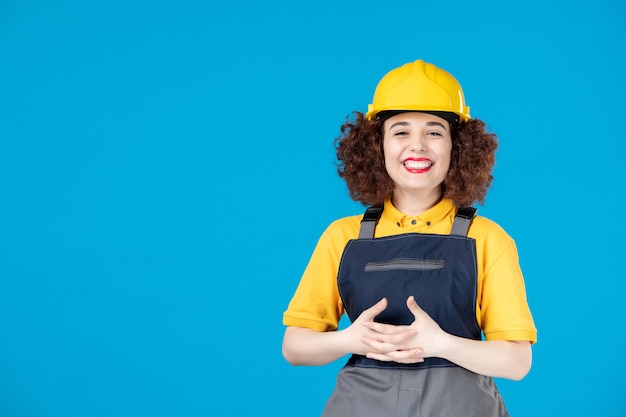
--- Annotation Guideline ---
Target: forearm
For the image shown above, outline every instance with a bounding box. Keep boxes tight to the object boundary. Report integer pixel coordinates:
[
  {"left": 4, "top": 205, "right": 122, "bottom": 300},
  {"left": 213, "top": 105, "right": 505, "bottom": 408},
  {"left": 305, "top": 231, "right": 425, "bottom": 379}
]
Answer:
[
  {"left": 282, "top": 326, "right": 351, "bottom": 366},
  {"left": 438, "top": 336, "right": 532, "bottom": 380}
]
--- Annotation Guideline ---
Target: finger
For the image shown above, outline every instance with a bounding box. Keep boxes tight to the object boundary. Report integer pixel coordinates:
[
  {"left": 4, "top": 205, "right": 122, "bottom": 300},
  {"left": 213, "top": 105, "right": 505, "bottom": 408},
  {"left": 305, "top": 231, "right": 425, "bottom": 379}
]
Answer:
[
  {"left": 406, "top": 295, "right": 425, "bottom": 316},
  {"left": 365, "top": 352, "right": 393, "bottom": 362},
  {"left": 364, "top": 321, "right": 415, "bottom": 338},
  {"left": 360, "top": 336, "right": 396, "bottom": 353},
  {"left": 372, "top": 297, "right": 388, "bottom": 312},
  {"left": 366, "top": 350, "right": 425, "bottom": 364},
  {"left": 381, "top": 347, "right": 424, "bottom": 360},
  {"left": 361, "top": 297, "right": 388, "bottom": 321},
  {"left": 361, "top": 330, "right": 416, "bottom": 351},
  {"left": 392, "top": 356, "right": 426, "bottom": 364}
]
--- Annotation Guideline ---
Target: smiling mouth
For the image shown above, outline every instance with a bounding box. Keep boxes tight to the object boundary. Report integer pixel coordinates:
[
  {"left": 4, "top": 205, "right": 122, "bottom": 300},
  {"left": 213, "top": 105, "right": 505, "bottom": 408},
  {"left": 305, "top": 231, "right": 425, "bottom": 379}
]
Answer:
[{"left": 404, "top": 160, "right": 433, "bottom": 169}]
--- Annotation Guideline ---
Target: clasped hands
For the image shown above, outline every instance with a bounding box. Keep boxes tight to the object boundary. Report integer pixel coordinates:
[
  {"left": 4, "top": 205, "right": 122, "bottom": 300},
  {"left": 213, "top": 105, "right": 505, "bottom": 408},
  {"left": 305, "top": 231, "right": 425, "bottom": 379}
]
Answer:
[{"left": 348, "top": 296, "right": 447, "bottom": 364}]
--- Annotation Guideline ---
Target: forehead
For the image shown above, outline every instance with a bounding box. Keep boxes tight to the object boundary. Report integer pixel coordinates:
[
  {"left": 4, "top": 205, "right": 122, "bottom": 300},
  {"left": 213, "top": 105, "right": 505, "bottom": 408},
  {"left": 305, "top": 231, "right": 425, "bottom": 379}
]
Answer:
[{"left": 383, "top": 112, "right": 450, "bottom": 130}]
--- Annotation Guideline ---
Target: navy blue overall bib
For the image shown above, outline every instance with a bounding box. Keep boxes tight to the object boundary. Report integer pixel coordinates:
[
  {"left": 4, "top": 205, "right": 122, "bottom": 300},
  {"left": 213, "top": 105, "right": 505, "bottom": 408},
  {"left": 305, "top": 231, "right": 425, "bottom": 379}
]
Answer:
[{"left": 321, "top": 206, "right": 509, "bottom": 417}]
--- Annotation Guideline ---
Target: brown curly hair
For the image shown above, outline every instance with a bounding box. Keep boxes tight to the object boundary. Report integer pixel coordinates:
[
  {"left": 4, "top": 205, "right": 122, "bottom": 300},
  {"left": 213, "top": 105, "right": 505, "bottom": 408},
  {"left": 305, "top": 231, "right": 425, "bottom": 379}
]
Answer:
[{"left": 335, "top": 112, "right": 498, "bottom": 208}]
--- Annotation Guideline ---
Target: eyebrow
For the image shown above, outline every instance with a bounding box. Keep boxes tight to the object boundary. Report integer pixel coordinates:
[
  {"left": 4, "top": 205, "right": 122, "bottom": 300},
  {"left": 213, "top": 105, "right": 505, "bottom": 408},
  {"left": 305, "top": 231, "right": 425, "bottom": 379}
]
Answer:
[{"left": 387, "top": 121, "right": 448, "bottom": 131}]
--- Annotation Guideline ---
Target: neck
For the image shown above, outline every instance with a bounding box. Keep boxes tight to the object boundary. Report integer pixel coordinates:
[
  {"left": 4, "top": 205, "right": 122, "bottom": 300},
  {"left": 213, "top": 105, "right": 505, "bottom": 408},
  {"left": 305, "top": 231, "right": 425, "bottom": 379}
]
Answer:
[{"left": 391, "top": 188, "right": 443, "bottom": 216}]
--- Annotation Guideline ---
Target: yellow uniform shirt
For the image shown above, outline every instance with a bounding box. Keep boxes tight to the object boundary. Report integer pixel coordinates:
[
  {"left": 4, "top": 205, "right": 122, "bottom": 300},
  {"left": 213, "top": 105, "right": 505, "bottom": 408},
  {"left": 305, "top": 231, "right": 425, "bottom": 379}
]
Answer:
[{"left": 283, "top": 198, "right": 537, "bottom": 343}]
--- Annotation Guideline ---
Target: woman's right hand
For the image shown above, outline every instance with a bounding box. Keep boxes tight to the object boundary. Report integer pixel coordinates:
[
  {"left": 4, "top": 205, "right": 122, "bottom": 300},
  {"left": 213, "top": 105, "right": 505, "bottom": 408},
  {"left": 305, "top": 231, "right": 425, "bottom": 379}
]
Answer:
[
  {"left": 343, "top": 297, "right": 391, "bottom": 356},
  {"left": 282, "top": 298, "right": 421, "bottom": 366}
]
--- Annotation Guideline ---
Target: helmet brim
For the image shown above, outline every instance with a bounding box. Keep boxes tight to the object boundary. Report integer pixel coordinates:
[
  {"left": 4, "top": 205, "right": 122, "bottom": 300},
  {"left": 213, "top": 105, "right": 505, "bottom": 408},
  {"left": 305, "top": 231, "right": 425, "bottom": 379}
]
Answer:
[{"left": 375, "top": 110, "right": 461, "bottom": 126}]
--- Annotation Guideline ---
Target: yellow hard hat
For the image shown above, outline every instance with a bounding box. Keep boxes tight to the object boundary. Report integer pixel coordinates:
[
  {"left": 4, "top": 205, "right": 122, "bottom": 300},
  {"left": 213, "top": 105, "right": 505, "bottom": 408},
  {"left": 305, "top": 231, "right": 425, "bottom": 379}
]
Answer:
[{"left": 366, "top": 59, "right": 471, "bottom": 124}]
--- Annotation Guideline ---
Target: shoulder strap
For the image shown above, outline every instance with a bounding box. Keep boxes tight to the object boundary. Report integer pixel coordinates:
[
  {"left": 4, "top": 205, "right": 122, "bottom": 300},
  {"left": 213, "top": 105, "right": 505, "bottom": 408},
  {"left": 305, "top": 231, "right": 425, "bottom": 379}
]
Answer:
[
  {"left": 358, "top": 206, "right": 383, "bottom": 239},
  {"left": 450, "top": 207, "right": 477, "bottom": 237}
]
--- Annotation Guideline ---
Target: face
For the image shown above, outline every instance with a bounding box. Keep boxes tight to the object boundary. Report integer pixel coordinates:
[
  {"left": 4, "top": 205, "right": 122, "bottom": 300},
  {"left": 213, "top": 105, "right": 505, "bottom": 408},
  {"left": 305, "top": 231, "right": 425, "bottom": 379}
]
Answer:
[{"left": 383, "top": 112, "right": 452, "bottom": 202}]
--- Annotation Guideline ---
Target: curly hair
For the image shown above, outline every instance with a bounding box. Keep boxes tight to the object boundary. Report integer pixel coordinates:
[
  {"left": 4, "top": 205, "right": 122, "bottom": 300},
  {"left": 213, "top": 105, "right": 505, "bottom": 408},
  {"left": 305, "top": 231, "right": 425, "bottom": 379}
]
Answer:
[{"left": 335, "top": 112, "right": 498, "bottom": 208}]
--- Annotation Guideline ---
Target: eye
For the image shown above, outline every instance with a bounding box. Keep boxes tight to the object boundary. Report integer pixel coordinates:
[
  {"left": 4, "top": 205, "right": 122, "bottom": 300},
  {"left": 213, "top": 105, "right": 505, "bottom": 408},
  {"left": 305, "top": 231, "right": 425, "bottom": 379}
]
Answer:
[
  {"left": 427, "top": 130, "right": 444, "bottom": 137},
  {"left": 393, "top": 130, "right": 409, "bottom": 137}
]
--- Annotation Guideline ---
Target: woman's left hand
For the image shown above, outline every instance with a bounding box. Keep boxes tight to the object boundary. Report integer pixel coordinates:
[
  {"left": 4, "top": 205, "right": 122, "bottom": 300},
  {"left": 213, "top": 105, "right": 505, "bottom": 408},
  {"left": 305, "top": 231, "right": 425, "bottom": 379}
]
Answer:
[{"left": 362, "top": 296, "right": 533, "bottom": 379}]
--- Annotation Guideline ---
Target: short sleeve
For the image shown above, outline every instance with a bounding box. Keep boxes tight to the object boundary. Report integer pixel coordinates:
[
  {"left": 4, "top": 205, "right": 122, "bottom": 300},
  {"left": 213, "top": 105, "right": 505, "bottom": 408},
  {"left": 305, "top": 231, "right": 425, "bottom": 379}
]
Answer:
[
  {"left": 478, "top": 231, "right": 537, "bottom": 343},
  {"left": 282, "top": 218, "right": 358, "bottom": 331}
]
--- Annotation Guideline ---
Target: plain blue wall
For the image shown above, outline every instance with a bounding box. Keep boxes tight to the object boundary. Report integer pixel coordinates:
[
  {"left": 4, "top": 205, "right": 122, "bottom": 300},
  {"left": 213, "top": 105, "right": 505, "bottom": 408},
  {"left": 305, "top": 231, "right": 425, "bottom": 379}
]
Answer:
[{"left": 1, "top": 1, "right": 624, "bottom": 416}]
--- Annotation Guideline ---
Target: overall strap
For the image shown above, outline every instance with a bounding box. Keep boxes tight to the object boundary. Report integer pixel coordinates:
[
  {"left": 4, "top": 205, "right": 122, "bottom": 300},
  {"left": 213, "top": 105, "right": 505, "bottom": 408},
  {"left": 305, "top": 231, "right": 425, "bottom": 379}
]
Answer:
[
  {"left": 450, "top": 207, "right": 477, "bottom": 237},
  {"left": 358, "top": 206, "right": 383, "bottom": 239}
]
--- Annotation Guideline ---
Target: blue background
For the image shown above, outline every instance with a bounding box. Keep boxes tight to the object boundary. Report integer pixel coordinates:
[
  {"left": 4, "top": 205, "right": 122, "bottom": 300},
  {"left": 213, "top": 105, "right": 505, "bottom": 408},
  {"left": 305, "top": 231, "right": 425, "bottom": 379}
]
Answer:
[{"left": 1, "top": 0, "right": 624, "bottom": 416}]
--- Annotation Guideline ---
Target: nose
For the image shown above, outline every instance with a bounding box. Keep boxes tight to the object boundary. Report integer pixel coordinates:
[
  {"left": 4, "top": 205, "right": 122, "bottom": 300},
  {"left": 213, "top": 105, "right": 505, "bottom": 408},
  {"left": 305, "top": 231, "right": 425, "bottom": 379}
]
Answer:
[{"left": 410, "top": 137, "right": 426, "bottom": 152}]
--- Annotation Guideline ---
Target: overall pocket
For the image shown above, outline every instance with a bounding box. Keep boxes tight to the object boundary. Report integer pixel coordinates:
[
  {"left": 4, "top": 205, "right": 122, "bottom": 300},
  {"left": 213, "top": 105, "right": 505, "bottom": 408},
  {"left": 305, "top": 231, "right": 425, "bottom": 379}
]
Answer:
[{"left": 364, "top": 258, "right": 444, "bottom": 272}]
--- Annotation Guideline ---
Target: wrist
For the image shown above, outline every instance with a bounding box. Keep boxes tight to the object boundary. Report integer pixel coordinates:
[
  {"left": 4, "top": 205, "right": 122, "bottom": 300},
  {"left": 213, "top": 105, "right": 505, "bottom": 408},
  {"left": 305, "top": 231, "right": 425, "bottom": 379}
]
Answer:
[{"left": 433, "top": 331, "right": 457, "bottom": 360}]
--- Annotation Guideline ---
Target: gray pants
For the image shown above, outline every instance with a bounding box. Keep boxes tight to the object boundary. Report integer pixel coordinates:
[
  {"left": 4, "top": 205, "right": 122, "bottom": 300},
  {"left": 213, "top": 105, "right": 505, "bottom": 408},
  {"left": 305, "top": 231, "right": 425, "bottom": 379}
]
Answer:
[{"left": 321, "top": 365, "right": 509, "bottom": 417}]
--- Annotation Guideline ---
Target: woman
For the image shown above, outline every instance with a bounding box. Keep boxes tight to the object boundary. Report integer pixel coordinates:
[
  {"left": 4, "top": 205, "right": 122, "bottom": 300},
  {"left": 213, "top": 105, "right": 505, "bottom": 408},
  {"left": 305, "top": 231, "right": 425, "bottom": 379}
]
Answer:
[{"left": 282, "top": 59, "right": 537, "bottom": 417}]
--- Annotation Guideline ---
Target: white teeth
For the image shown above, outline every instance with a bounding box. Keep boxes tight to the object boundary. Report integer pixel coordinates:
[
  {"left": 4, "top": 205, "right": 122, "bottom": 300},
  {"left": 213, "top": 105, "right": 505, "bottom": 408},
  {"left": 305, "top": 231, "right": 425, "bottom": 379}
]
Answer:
[{"left": 404, "top": 160, "right": 432, "bottom": 169}]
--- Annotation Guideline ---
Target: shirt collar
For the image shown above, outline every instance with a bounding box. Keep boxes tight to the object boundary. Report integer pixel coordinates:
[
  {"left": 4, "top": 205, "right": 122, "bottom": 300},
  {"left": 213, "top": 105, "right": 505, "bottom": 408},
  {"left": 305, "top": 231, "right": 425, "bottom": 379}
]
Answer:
[{"left": 381, "top": 198, "right": 457, "bottom": 228}]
